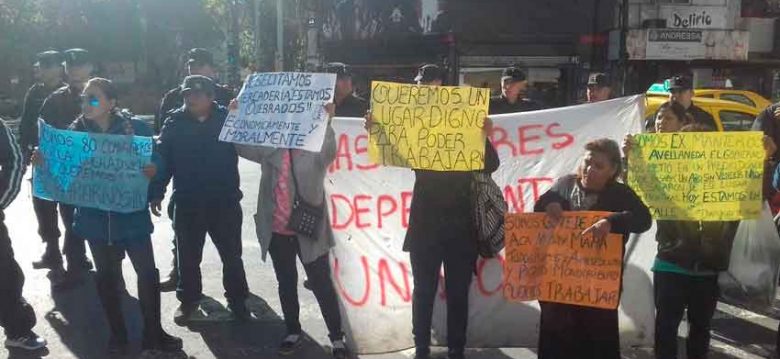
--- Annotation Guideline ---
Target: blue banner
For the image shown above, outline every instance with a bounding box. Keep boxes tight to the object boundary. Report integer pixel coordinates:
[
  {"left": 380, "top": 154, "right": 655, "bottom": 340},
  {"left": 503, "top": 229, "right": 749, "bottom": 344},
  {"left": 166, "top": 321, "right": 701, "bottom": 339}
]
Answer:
[{"left": 33, "top": 120, "right": 154, "bottom": 213}]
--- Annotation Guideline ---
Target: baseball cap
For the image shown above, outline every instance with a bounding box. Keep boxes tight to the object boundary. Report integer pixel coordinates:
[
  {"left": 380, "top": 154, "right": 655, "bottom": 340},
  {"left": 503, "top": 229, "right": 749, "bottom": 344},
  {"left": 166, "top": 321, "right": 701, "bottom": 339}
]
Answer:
[
  {"left": 187, "top": 48, "right": 215, "bottom": 67},
  {"left": 64, "top": 49, "right": 92, "bottom": 67},
  {"left": 181, "top": 75, "right": 216, "bottom": 97},
  {"left": 35, "top": 51, "right": 64, "bottom": 68},
  {"left": 501, "top": 67, "right": 526, "bottom": 83},
  {"left": 587, "top": 73, "right": 610, "bottom": 87},
  {"left": 667, "top": 76, "right": 693, "bottom": 91},
  {"left": 322, "top": 62, "right": 352, "bottom": 78},
  {"left": 414, "top": 64, "right": 444, "bottom": 83}
]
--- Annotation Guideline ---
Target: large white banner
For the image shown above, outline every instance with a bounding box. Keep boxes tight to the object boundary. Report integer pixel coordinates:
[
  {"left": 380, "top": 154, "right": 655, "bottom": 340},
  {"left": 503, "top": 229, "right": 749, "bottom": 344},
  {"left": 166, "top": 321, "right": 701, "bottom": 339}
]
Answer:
[
  {"left": 220, "top": 72, "right": 336, "bottom": 151},
  {"left": 326, "top": 96, "right": 657, "bottom": 353}
]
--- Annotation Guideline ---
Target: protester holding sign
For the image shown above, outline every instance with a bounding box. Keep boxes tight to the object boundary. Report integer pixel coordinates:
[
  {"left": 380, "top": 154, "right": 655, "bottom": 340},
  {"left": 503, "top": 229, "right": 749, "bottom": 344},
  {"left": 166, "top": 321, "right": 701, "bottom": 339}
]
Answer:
[
  {"left": 366, "top": 65, "right": 498, "bottom": 359},
  {"left": 45, "top": 78, "right": 183, "bottom": 354},
  {"left": 150, "top": 75, "right": 250, "bottom": 325},
  {"left": 231, "top": 99, "right": 349, "bottom": 359},
  {"left": 534, "top": 138, "right": 651, "bottom": 359},
  {"left": 623, "top": 102, "right": 773, "bottom": 359}
]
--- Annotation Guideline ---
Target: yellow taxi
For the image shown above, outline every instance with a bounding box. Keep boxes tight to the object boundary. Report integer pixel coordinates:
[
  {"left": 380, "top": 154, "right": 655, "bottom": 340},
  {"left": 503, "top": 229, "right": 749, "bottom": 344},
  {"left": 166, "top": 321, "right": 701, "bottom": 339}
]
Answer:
[
  {"left": 645, "top": 94, "right": 761, "bottom": 132},
  {"left": 690, "top": 89, "right": 772, "bottom": 112}
]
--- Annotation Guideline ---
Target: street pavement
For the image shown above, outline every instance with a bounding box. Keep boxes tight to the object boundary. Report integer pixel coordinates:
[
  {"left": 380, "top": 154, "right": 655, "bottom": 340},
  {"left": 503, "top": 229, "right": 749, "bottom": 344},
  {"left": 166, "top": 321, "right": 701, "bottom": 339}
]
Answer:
[{"left": 1, "top": 159, "right": 779, "bottom": 359}]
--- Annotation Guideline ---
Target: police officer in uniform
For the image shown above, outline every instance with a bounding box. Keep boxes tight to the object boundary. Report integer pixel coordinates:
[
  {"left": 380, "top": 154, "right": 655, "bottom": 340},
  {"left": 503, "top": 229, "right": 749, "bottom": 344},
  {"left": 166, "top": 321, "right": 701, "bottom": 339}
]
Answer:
[
  {"left": 668, "top": 75, "right": 716, "bottom": 129},
  {"left": 586, "top": 72, "right": 612, "bottom": 103},
  {"left": 156, "top": 48, "right": 234, "bottom": 133},
  {"left": 19, "top": 51, "right": 65, "bottom": 164},
  {"left": 323, "top": 62, "right": 368, "bottom": 117},
  {"left": 33, "top": 48, "right": 94, "bottom": 276},
  {"left": 156, "top": 48, "right": 234, "bottom": 290},
  {"left": 489, "top": 66, "right": 541, "bottom": 115}
]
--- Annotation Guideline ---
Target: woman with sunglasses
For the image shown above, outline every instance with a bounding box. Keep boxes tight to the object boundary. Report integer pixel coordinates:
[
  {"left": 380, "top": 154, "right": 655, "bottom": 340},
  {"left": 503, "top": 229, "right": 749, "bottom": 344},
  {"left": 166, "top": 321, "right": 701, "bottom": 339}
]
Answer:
[{"left": 53, "top": 78, "right": 182, "bottom": 354}]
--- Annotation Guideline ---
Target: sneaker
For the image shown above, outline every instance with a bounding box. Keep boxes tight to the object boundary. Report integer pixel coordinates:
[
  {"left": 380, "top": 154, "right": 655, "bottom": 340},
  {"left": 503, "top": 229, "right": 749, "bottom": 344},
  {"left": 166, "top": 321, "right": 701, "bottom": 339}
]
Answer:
[
  {"left": 277, "top": 334, "right": 302, "bottom": 356},
  {"left": 5, "top": 333, "right": 47, "bottom": 351},
  {"left": 173, "top": 302, "right": 198, "bottom": 326},
  {"left": 332, "top": 340, "right": 348, "bottom": 359}
]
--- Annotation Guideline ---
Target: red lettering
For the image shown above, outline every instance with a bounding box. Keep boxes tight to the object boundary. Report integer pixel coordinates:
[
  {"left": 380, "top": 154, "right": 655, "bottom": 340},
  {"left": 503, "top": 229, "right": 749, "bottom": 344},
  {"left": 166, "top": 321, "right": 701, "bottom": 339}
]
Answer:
[
  {"left": 333, "top": 256, "right": 371, "bottom": 307},
  {"left": 378, "top": 259, "right": 411, "bottom": 306},
  {"left": 355, "top": 134, "right": 379, "bottom": 171},
  {"left": 546, "top": 123, "right": 575, "bottom": 150},
  {"left": 503, "top": 177, "right": 554, "bottom": 212},
  {"left": 401, "top": 191, "right": 413, "bottom": 229},
  {"left": 490, "top": 126, "right": 517, "bottom": 157},
  {"left": 475, "top": 255, "right": 505, "bottom": 296},
  {"left": 330, "top": 194, "right": 355, "bottom": 230},
  {"left": 518, "top": 125, "right": 544, "bottom": 156},
  {"left": 329, "top": 134, "right": 353, "bottom": 173},
  {"left": 354, "top": 195, "right": 372, "bottom": 229},
  {"left": 376, "top": 195, "right": 398, "bottom": 229}
]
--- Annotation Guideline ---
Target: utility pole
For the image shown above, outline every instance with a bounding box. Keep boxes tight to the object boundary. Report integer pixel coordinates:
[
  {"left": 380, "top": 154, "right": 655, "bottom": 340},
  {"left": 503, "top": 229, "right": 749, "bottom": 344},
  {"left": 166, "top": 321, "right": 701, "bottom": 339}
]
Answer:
[
  {"left": 619, "top": 0, "right": 629, "bottom": 96},
  {"left": 276, "top": 0, "right": 284, "bottom": 71},
  {"left": 255, "top": 0, "right": 262, "bottom": 65},
  {"left": 227, "top": 0, "right": 241, "bottom": 88}
]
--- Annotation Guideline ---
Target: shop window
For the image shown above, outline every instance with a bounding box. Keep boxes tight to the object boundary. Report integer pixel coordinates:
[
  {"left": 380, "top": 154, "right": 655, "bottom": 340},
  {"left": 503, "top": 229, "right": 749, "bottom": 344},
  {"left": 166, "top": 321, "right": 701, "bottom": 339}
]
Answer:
[
  {"left": 719, "top": 111, "right": 755, "bottom": 131},
  {"left": 720, "top": 94, "right": 756, "bottom": 108}
]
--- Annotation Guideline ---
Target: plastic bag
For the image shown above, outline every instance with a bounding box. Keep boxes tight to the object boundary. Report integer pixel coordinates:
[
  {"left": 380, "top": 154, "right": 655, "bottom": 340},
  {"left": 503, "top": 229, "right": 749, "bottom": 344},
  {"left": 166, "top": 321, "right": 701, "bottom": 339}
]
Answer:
[{"left": 718, "top": 203, "right": 780, "bottom": 311}]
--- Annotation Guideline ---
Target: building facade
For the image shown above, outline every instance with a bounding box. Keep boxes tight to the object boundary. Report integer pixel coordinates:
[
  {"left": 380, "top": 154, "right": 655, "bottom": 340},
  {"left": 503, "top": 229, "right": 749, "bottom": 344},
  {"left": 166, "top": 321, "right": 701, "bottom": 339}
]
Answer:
[
  {"left": 610, "top": 0, "right": 780, "bottom": 100},
  {"left": 318, "top": 0, "right": 616, "bottom": 107}
]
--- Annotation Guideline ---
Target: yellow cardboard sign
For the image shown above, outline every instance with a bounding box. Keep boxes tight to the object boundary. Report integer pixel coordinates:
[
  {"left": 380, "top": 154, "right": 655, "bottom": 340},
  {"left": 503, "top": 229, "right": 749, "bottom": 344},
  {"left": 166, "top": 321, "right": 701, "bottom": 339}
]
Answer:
[
  {"left": 503, "top": 212, "right": 623, "bottom": 310},
  {"left": 627, "top": 132, "right": 764, "bottom": 221},
  {"left": 368, "top": 81, "right": 490, "bottom": 171}
]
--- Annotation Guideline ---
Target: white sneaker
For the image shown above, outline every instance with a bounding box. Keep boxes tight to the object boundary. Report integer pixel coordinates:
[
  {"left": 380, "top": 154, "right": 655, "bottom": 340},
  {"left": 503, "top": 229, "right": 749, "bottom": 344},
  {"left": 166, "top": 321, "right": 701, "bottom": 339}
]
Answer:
[{"left": 5, "top": 333, "right": 47, "bottom": 351}]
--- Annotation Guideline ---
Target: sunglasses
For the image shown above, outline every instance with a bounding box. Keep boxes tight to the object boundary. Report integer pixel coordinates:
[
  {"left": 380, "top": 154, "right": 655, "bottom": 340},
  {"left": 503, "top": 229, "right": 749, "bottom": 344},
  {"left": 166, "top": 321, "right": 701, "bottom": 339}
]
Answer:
[{"left": 80, "top": 94, "right": 100, "bottom": 108}]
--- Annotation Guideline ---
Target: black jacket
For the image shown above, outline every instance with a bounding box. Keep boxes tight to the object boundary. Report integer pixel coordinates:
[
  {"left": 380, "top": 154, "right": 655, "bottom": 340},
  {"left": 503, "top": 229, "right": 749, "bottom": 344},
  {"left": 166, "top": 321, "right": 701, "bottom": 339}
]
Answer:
[
  {"left": 335, "top": 94, "right": 369, "bottom": 117},
  {"left": 751, "top": 102, "right": 780, "bottom": 200},
  {"left": 688, "top": 104, "right": 718, "bottom": 130},
  {"left": 39, "top": 84, "right": 82, "bottom": 130},
  {"left": 654, "top": 220, "right": 738, "bottom": 273},
  {"left": 403, "top": 140, "right": 500, "bottom": 252},
  {"left": 150, "top": 104, "right": 242, "bottom": 205},
  {"left": 155, "top": 84, "right": 234, "bottom": 133},
  {"left": 489, "top": 95, "right": 542, "bottom": 115},
  {"left": 533, "top": 175, "right": 652, "bottom": 241},
  {"left": 18, "top": 82, "right": 65, "bottom": 152}
]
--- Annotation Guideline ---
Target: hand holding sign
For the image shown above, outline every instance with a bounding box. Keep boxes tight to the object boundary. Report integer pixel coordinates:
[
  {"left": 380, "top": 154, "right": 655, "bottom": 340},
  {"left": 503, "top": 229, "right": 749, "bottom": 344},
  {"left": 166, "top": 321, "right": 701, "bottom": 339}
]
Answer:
[
  {"left": 503, "top": 211, "right": 623, "bottom": 310},
  {"left": 368, "top": 81, "right": 490, "bottom": 171},
  {"left": 581, "top": 218, "right": 612, "bottom": 241},
  {"left": 219, "top": 72, "right": 336, "bottom": 151}
]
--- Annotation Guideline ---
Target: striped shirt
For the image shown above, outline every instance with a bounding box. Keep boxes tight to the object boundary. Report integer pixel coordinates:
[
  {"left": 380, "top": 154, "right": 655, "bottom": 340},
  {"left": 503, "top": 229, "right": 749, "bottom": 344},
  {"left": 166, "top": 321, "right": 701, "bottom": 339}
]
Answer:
[{"left": 0, "top": 120, "right": 24, "bottom": 210}]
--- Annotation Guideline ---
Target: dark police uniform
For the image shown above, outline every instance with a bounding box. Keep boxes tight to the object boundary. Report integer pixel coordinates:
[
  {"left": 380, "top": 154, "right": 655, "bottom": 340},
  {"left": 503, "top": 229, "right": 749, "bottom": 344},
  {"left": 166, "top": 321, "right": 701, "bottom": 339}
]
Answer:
[
  {"left": 687, "top": 104, "right": 717, "bottom": 130},
  {"left": 18, "top": 82, "right": 64, "bottom": 157},
  {"left": 32, "top": 48, "right": 92, "bottom": 271},
  {"left": 155, "top": 84, "right": 233, "bottom": 133},
  {"left": 489, "top": 95, "right": 542, "bottom": 115},
  {"left": 335, "top": 94, "right": 368, "bottom": 117}
]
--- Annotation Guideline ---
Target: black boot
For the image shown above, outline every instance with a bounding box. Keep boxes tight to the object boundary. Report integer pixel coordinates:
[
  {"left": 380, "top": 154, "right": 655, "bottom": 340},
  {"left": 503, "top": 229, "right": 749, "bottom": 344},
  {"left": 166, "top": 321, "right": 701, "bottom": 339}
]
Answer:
[
  {"left": 96, "top": 274, "right": 128, "bottom": 354},
  {"left": 33, "top": 241, "right": 62, "bottom": 270},
  {"left": 160, "top": 246, "right": 178, "bottom": 292},
  {"left": 140, "top": 269, "right": 183, "bottom": 352}
]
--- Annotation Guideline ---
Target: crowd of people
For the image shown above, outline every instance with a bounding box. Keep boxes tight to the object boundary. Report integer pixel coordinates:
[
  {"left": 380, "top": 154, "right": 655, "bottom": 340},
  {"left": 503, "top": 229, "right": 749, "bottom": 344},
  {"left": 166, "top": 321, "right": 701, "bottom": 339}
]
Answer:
[{"left": 0, "top": 45, "right": 779, "bottom": 359}]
